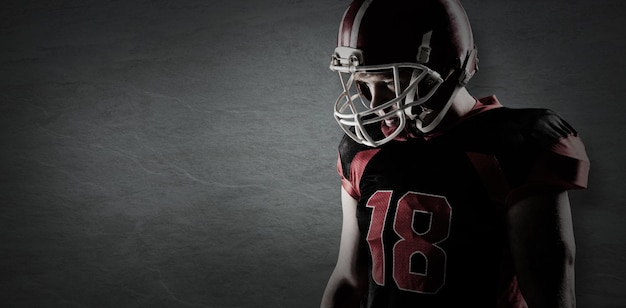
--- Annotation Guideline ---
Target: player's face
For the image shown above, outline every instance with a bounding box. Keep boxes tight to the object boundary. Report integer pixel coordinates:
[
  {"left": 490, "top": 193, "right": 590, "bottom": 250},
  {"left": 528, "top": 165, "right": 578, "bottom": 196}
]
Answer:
[
  {"left": 354, "top": 70, "right": 412, "bottom": 111},
  {"left": 353, "top": 69, "right": 413, "bottom": 128}
]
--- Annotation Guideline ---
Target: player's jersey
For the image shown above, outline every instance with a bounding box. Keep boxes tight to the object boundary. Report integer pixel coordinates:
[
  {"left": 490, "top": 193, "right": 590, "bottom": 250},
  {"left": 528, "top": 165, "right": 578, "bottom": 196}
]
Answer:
[{"left": 336, "top": 96, "right": 589, "bottom": 308}]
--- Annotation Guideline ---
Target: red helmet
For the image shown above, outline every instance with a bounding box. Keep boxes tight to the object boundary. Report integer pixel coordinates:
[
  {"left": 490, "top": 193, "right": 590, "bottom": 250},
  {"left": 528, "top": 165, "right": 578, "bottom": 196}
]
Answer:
[{"left": 330, "top": 0, "right": 478, "bottom": 146}]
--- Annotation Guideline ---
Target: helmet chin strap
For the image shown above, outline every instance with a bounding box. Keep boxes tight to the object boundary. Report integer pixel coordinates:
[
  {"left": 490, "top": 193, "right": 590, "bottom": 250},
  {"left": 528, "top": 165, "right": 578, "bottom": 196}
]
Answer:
[
  {"left": 411, "top": 85, "right": 461, "bottom": 133},
  {"left": 405, "top": 46, "right": 477, "bottom": 134},
  {"left": 404, "top": 66, "right": 464, "bottom": 134}
]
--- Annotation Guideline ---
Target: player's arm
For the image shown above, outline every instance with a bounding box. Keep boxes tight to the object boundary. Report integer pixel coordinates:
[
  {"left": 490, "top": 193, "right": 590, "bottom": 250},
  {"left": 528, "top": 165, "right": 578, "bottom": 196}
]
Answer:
[
  {"left": 320, "top": 187, "right": 368, "bottom": 308},
  {"left": 507, "top": 189, "right": 576, "bottom": 308}
]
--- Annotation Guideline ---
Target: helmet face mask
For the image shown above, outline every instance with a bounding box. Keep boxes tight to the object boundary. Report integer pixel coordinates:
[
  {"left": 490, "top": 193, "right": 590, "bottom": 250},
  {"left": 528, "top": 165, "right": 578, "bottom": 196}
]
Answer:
[
  {"left": 329, "top": 0, "right": 478, "bottom": 147},
  {"left": 331, "top": 57, "right": 444, "bottom": 147}
]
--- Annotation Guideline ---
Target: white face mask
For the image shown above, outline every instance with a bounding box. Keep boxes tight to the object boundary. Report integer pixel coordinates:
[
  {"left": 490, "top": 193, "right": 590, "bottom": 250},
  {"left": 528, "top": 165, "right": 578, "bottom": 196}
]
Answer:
[{"left": 331, "top": 58, "right": 451, "bottom": 147}]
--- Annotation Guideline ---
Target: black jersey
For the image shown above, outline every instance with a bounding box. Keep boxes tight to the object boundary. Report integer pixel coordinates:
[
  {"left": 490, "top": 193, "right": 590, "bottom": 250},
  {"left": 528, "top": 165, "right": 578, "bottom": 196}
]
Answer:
[{"left": 336, "top": 96, "right": 589, "bottom": 307}]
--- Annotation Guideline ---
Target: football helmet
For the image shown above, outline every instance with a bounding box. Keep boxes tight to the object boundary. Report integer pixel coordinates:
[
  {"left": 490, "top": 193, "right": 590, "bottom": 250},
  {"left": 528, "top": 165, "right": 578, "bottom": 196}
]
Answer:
[{"left": 330, "top": 0, "right": 478, "bottom": 147}]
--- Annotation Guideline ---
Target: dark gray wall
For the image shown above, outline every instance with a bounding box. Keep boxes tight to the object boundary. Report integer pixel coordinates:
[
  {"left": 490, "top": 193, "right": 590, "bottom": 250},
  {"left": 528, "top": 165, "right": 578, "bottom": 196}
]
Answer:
[{"left": 1, "top": 0, "right": 624, "bottom": 307}]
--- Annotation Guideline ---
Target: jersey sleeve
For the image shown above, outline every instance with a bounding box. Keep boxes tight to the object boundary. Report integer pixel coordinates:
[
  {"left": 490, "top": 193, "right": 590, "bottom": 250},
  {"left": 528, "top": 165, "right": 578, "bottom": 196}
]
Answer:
[
  {"left": 337, "top": 135, "right": 380, "bottom": 201},
  {"left": 336, "top": 153, "right": 357, "bottom": 199},
  {"left": 507, "top": 110, "right": 590, "bottom": 204}
]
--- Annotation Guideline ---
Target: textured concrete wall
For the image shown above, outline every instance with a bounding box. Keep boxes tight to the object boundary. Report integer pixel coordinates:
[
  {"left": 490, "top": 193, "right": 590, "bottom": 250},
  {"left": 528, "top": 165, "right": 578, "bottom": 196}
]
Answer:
[{"left": 1, "top": 0, "right": 624, "bottom": 307}]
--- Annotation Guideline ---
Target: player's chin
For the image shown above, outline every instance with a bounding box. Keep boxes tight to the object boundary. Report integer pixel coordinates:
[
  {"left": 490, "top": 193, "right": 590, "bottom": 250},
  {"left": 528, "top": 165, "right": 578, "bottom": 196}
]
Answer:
[
  {"left": 383, "top": 117, "right": 400, "bottom": 129},
  {"left": 380, "top": 117, "right": 403, "bottom": 138}
]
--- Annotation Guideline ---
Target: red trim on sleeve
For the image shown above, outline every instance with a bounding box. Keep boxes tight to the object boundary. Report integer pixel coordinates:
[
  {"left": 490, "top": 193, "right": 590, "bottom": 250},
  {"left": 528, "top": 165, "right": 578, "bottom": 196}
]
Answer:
[
  {"left": 506, "top": 134, "right": 590, "bottom": 206},
  {"left": 528, "top": 135, "right": 590, "bottom": 189},
  {"left": 337, "top": 149, "right": 380, "bottom": 200},
  {"left": 336, "top": 155, "right": 353, "bottom": 197},
  {"left": 550, "top": 133, "right": 589, "bottom": 161}
]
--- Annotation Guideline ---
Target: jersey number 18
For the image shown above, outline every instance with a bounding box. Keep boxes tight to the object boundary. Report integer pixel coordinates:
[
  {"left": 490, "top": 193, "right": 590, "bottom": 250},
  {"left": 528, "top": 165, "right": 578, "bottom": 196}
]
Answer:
[{"left": 366, "top": 191, "right": 452, "bottom": 294}]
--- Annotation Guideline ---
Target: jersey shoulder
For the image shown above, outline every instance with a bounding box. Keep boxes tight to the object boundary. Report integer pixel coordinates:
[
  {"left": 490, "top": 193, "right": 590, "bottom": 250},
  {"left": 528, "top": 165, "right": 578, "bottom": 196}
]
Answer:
[
  {"left": 337, "top": 133, "right": 376, "bottom": 181},
  {"left": 461, "top": 107, "right": 589, "bottom": 199},
  {"left": 460, "top": 107, "right": 579, "bottom": 150},
  {"left": 510, "top": 107, "right": 578, "bottom": 147}
]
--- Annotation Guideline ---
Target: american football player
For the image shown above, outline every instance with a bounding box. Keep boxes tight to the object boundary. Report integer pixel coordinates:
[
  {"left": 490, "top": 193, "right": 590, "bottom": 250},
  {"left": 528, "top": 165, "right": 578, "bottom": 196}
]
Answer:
[{"left": 320, "top": 0, "right": 589, "bottom": 307}]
